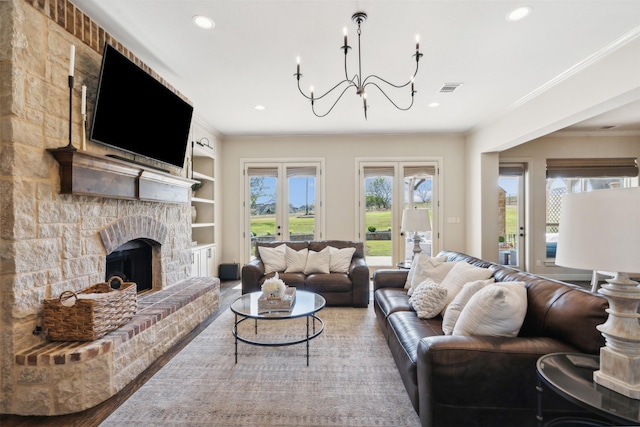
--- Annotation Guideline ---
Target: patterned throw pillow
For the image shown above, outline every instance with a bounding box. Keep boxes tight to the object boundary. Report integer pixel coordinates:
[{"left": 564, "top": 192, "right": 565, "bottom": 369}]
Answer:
[{"left": 408, "top": 278, "right": 448, "bottom": 319}]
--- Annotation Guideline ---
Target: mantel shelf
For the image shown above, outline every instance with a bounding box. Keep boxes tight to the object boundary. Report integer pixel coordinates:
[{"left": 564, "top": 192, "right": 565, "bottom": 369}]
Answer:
[{"left": 48, "top": 147, "right": 197, "bottom": 204}]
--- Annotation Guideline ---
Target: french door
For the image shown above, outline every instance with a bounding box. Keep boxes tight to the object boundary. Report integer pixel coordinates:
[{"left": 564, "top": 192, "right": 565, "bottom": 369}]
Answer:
[
  {"left": 498, "top": 163, "right": 526, "bottom": 269},
  {"left": 243, "top": 160, "right": 324, "bottom": 261},
  {"left": 357, "top": 160, "right": 439, "bottom": 269}
]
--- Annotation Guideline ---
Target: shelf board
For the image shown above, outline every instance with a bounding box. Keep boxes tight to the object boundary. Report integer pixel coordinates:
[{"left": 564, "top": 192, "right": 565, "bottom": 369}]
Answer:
[
  {"left": 192, "top": 223, "right": 215, "bottom": 228},
  {"left": 192, "top": 171, "right": 214, "bottom": 182},
  {"left": 191, "top": 197, "right": 215, "bottom": 204}
]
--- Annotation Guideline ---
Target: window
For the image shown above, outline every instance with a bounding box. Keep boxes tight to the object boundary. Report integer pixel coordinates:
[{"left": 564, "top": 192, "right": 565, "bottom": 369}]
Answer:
[{"left": 545, "top": 158, "right": 638, "bottom": 259}]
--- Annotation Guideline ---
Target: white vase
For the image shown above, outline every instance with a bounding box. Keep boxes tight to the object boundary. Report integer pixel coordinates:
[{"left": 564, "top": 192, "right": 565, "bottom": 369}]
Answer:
[{"left": 191, "top": 206, "right": 197, "bottom": 223}]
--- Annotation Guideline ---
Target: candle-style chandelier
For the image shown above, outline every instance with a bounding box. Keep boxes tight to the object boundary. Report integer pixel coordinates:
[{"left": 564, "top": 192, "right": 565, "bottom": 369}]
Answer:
[{"left": 294, "top": 12, "right": 422, "bottom": 120}]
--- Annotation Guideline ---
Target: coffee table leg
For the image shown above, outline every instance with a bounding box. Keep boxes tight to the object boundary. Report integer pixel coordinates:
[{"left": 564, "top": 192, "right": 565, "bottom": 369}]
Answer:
[
  {"left": 234, "top": 313, "right": 238, "bottom": 364},
  {"left": 306, "top": 315, "right": 310, "bottom": 366}
]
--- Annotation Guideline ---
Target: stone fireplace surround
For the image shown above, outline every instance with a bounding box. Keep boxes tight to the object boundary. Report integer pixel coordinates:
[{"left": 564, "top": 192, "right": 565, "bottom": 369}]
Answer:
[{"left": 1, "top": 0, "right": 220, "bottom": 416}]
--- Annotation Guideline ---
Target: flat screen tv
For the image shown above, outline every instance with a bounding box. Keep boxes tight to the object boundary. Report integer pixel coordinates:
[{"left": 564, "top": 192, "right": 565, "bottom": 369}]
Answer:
[{"left": 90, "top": 44, "right": 193, "bottom": 169}]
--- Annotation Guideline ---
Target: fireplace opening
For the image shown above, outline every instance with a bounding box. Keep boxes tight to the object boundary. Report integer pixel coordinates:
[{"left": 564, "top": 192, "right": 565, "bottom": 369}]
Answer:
[{"left": 106, "top": 239, "right": 153, "bottom": 292}]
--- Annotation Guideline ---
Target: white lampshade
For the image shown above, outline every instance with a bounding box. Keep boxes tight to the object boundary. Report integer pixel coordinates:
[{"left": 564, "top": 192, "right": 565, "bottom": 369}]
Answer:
[
  {"left": 401, "top": 208, "right": 431, "bottom": 233},
  {"left": 556, "top": 187, "right": 640, "bottom": 274}
]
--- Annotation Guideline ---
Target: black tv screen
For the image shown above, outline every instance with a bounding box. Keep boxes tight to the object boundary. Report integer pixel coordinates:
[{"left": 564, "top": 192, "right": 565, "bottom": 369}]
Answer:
[{"left": 90, "top": 44, "right": 193, "bottom": 169}]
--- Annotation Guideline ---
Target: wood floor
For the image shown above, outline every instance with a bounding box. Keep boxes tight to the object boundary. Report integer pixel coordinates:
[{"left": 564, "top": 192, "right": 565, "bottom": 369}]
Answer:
[{"left": 0, "top": 280, "right": 242, "bottom": 427}]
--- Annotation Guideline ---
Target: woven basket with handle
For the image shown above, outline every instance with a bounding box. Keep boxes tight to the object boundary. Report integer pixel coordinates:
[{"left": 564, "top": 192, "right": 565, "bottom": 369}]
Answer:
[{"left": 43, "top": 276, "right": 137, "bottom": 341}]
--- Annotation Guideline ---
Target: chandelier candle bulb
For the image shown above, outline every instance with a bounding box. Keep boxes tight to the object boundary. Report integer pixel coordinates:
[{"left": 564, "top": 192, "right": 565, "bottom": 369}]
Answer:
[
  {"left": 296, "top": 56, "right": 300, "bottom": 75},
  {"left": 416, "top": 35, "right": 420, "bottom": 52},
  {"left": 344, "top": 27, "right": 348, "bottom": 47},
  {"left": 69, "top": 45, "right": 75, "bottom": 77}
]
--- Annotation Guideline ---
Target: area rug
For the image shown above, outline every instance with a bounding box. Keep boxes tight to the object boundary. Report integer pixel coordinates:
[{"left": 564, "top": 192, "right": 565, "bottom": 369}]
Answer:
[{"left": 100, "top": 305, "right": 421, "bottom": 426}]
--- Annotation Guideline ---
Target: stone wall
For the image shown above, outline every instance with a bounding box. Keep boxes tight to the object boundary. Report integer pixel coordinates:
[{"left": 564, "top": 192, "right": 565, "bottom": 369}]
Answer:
[{"left": 1, "top": 0, "right": 212, "bottom": 415}]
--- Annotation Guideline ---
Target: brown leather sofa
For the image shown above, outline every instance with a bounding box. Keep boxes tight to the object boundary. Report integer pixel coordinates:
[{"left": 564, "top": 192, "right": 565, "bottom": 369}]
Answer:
[
  {"left": 242, "top": 240, "right": 369, "bottom": 307},
  {"left": 373, "top": 250, "right": 609, "bottom": 427}
]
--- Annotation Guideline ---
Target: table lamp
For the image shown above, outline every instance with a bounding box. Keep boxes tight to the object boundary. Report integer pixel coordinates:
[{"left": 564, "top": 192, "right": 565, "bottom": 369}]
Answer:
[
  {"left": 401, "top": 208, "right": 431, "bottom": 260},
  {"left": 556, "top": 187, "right": 640, "bottom": 399}
]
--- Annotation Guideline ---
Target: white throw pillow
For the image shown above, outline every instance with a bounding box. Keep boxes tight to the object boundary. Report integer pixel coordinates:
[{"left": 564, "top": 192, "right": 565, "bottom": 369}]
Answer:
[
  {"left": 328, "top": 246, "right": 356, "bottom": 273},
  {"left": 438, "top": 262, "right": 493, "bottom": 315},
  {"left": 407, "top": 257, "right": 454, "bottom": 297},
  {"left": 285, "top": 246, "right": 308, "bottom": 273},
  {"left": 258, "top": 244, "right": 287, "bottom": 274},
  {"left": 404, "top": 254, "right": 448, "bottom": 290},
  {"left": 303, "top": 247, "right": 331, "bottom": 274},
  {"left": 441, "top": 278, "right": 495, "bottom": 335},
  {"left": 452, "top": 281, "right": 528, "bottom": 337},
  {"left": 408, "top": 278, "right": 448, "bottom": 319}
]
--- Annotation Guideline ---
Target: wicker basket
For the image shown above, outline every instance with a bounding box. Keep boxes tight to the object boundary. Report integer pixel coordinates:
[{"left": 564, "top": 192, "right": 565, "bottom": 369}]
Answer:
[{"left": 43, "top": 277, "right": 137, "bottom": 341}]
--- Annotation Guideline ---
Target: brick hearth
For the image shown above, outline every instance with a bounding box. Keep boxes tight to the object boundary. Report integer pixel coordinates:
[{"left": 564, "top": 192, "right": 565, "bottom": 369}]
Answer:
[{"left": 12, "top": 277, "right": 219, "bottom": 415}]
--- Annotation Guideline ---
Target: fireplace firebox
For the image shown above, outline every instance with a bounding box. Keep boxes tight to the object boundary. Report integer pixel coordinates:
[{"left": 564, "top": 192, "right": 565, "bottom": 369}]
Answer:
[{"left": 106, "top": 240, "right": 153, "bottom": 292}]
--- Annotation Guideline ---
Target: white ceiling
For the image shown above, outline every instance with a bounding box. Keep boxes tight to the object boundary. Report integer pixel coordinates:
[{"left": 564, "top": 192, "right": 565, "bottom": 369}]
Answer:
[{"left": 71, "top": 0, "right": 640, "bottom": 137}]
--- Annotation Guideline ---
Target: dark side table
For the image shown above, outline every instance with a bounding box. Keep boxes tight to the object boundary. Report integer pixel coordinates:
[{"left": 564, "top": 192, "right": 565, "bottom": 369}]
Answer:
[{"left": 536, "top": 353, "right": 640, "bottom": 426}]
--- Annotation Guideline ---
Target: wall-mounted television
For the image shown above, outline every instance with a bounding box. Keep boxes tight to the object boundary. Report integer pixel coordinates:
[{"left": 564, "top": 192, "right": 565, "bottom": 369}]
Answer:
[{"left": 90, "top": 44, "right": 193, "bottom": 169}]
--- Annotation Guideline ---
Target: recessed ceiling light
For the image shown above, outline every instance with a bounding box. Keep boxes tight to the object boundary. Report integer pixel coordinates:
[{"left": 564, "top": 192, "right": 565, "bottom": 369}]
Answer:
[
  {"left": 506, "top": 6, "right": 532, "bottom": 22},
  {"left": 193, "top": 15, "right": 215, "bottom": 29},
  {"left": 254, "top": 105, "right": 266, "bottom": 111},
  {"left": 428, "top": 102, "right": 440, "bottom": 108}
]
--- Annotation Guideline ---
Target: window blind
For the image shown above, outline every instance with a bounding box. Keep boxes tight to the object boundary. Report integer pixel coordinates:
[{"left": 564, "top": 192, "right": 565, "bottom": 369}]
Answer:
[{"left": 546, "top": 158, "right": 638, "bottom": 178}]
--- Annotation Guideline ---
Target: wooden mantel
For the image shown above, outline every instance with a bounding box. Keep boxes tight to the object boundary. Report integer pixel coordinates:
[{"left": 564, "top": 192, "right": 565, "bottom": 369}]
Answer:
[{"left": 48, "top": 147, "right": 196, "bottom": 204}]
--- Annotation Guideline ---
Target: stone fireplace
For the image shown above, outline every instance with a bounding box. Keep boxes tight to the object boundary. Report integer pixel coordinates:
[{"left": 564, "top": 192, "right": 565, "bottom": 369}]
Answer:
[{"left": 0, "top": 1, "right": 219, "bottom": 416}]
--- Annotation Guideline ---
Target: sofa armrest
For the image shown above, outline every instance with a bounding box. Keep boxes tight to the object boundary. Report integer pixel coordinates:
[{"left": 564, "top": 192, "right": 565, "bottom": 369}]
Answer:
[
  {"left": 416, "top": 335, "right": 578, "bottom": 427},
  {"left": 372, "top": 269, "right": 409, "bottom": 291},
  {"left": 349, "top": 257, "right": 370, "bottom": 307},
  {"left": 241, "top": 258, "right": 265, "bottom": 294}
]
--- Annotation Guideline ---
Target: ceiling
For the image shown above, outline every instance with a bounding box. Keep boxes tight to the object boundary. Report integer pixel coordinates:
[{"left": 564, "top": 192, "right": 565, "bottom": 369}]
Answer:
[{"left": 70, "top": 0, "right": 640, "bottom": 137}]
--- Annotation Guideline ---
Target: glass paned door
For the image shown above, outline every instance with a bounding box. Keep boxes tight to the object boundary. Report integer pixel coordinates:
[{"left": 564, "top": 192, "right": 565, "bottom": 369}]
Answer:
[
  {"left": 245, "top": 162, "right": 322, "bottom": 260},
  {"left": 363, "top": 167, "right": 394, "bottom": 268},
  {"left": 403, "top": 166, "right": 436, "bottom": 260},
  {"left": 360, "top": 161, "right": 438, "bottom": 269},
  {"left": 498, "top": 164, "right": 525, "bottom": 269}
]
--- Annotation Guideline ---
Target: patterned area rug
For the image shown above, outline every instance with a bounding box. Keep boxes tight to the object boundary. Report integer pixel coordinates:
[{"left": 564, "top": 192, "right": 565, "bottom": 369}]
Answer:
[{"left": 100, "top": 305, "right": 420, "bottom": 426}]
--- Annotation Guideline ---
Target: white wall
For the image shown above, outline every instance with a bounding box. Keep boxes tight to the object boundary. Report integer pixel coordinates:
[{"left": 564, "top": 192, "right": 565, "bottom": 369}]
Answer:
[{"left": 219, "top": 133, "right": 466, "bottom": 264}]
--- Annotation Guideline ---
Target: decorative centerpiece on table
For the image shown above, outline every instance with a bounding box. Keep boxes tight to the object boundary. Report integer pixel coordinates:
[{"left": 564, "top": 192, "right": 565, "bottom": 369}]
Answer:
[{"left": 259, "top": 273, "right": 296, "bottom": 311}]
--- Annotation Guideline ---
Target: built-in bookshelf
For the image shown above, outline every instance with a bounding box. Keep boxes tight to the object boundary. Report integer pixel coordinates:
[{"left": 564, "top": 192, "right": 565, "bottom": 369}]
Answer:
[{"left": 190, "top": 124, "right": 217, "bottom": 278}]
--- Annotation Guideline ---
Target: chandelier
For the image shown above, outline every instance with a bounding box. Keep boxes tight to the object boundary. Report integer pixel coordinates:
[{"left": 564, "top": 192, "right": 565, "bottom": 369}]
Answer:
[{"left": 294, "top": 12, "right": 422, "bottom": 120}]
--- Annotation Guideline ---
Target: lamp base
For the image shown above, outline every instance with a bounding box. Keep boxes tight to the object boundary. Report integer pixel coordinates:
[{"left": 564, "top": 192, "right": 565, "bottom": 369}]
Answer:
[
  {"left": 594, "top": 347, "right": 640, "bottom": 399},
  {"left": 411, "top": 231, "right": 422, "bottom": 260},
  {"left": 594, "top": 273, "right": 640, "bottom": 399}
]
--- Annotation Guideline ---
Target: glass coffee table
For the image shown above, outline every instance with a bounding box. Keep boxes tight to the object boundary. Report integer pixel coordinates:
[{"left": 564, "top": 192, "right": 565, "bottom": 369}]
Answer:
[{"left": 230, "top": 290, "right": 326, "bottom": 366}]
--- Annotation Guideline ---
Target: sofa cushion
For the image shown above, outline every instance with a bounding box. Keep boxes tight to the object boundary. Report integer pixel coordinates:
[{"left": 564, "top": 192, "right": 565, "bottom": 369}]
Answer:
[
  {"left": 328, "top": 246, "right": 356, "bottom": 273},
  {"left": 304, "top": 247, "right": 331, "bottom": 274},
  {"left": 259, "top": 272, "right": 305, "bottom": 288},
  {"left": 258, "top": 244, "right": 287, "bottom": 274},
  {"left": 374, "top": 288, "right": 414, "bottom": 319},
  {"left": 453, "top": 281, "right": 527, "bottom": 337},
  {"left": 409, "top": 279, "right": 449, "bottom": 319},
  {"left": 438, "top": 261, "right": 493, "bottom": 316},
  {"left": 285, "top": 246, "right": 308, "bottom": 273},
  {"left": 442, "top": 278, "right": 495, "bottom": 335},
  {"left": 305, "top": 273, "right": 352, "bottom": 293}
]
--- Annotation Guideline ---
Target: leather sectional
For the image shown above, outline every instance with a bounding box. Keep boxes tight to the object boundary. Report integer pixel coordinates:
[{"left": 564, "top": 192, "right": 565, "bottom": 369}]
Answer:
[{"left": 373, "top": 250, "right": 610, "bottom": 427}]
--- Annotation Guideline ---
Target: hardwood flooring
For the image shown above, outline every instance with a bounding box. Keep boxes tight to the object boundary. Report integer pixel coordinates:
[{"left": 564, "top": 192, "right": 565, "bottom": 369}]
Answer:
[{"left": 0, "top": 280, "right": 242, "bottom": 427}]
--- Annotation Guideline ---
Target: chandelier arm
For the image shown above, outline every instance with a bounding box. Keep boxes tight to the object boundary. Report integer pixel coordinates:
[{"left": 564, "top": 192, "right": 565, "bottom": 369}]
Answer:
[
  {"left": 361, "top": 58, "right": 420, "bottom": 89},
  {"left": 311, "top": 85, "right": 357, "bottom": 117},
  {"left": 364, "top": 82, "right": 415, "bottom": 111},
  {"left": 298, "top": 77, "right": 356, "bottom": 101}
]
